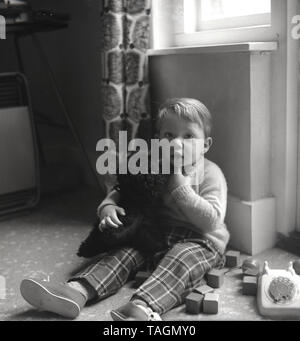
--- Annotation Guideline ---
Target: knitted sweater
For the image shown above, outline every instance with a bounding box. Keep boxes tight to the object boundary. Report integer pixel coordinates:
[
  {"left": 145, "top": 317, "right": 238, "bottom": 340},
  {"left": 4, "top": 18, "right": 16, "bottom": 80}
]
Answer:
[
  {"left": 98, "top": 158, "right": 229, "bottom": 254},
  {"left": 157, "top": 158, "right": 229, "bottom": 253}
]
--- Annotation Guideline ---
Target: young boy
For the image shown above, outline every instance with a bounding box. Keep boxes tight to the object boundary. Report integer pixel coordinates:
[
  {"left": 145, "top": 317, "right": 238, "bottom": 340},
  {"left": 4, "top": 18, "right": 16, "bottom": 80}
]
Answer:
[{"left": 20, "top": 98, "right": 229, "bottom": 321}]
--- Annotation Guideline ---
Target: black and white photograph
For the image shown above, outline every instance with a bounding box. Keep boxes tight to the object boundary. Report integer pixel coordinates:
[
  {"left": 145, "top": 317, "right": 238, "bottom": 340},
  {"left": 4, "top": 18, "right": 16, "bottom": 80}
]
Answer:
[{"left": 0, "top": 0, "right": 300, "bottom": 325}]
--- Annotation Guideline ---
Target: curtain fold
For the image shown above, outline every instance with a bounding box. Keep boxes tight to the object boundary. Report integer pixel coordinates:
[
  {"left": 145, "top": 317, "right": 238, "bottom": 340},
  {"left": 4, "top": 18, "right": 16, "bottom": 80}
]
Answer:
[
  {"left": 101, "top": 0, "right": 152, "bottom": 191},
  {"left": 101, "top": 0, "right": 152, "bottom": 143}
]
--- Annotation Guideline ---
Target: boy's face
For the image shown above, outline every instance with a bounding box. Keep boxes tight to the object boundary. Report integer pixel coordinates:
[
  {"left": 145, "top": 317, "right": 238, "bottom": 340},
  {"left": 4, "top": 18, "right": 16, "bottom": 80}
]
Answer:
[{"left": 157, "top": 113, "right": 211, "bottom": 169}]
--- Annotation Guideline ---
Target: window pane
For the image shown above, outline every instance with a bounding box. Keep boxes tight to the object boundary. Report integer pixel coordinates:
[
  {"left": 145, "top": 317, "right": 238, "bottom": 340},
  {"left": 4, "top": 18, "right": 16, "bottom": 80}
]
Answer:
[{"left": 201, "top": 0, "right": 271, "bottom": 21}]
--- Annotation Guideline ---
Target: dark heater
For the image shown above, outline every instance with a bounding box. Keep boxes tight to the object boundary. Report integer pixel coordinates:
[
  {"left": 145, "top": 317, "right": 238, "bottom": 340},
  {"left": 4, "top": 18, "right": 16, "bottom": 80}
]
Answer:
[{"left": 0, "top": 73, "right": 39, "bottom": 217}]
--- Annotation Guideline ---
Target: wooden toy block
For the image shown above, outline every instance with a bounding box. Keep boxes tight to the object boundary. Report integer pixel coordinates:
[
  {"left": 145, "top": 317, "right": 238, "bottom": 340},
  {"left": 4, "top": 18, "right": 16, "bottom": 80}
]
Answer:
[
  {"left": 242, "top": 258, "right": 260, "bottom": 276},
  {"left": 206, "top": 269, "right": 224, "bottom": 288},
  {"left": 185, "top": 292, "right": 204, "bottom": 314},
  {"left": 293, "top": 259, "right": 300, "bottom": 275},
  {"left": 242, "top": 276, "right": 258, "bottom": 296},
  {"left": 134, "top": 271, "right": 150, "bottom": 287},
  {"left": 203, "top": 293, "right": 219, "bottom": 314},
  {"left": 194, "top": 284, "right": 214, "bottom": 295},
  {"left": 225, "top": 250, "right": 241, "bottom": 268}
]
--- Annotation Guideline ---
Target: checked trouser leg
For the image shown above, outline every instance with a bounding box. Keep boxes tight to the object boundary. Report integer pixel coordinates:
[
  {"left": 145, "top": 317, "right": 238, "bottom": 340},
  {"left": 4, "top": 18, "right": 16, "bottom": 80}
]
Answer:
[
  {"left": 131, "top": 241, "right": 222, "bottom": 315},
  {"left": 70, "top": 247, "right": 146, "bottom": 300}
]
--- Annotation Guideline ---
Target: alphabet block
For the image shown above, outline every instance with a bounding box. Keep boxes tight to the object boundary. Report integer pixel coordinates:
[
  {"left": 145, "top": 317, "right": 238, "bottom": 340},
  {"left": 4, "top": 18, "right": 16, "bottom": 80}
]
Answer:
[
  {"left": 225, "top": 250, "right": 241, "bottom": 268},
  {"left": 242, "top": 276, "right": 258, "bottom": 296},
  {"left": 206, "top": 269, "right": 224, "bottom": 288},
  {"left": 203, "top": 293, "right": 219, "bottom": 314},
  {"left": 293, "top": 259, "right": 300, "bottom": 275},
  {"left": 194, "top": 284, "right": 214, "bottom": 295},
  {"left": 185, "top": 292, "right": 204, "bottom": 314}
]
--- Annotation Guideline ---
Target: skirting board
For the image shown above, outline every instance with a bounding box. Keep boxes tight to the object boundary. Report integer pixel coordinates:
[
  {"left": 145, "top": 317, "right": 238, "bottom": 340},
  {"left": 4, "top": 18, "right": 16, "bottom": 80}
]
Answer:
[{"left": 226, "top": 195, "right": 277, "bottom": 255}]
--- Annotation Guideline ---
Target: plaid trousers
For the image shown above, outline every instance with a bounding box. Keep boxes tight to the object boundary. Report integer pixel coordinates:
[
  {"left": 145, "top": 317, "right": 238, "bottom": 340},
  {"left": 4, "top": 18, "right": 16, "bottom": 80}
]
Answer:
[{"left": 71, "top": 226, "right": 224, "bottom": 315}]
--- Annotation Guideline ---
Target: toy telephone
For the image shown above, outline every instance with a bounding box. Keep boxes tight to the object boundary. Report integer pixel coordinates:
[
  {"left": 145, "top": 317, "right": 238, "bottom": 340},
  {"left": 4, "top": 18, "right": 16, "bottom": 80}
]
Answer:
[{"left": 257, "top": 261, "right": 300, "bottom": 318}]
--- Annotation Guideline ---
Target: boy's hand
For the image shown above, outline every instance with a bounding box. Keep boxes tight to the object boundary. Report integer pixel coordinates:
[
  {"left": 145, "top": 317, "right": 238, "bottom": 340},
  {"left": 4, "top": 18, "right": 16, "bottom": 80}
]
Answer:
[
  {"left": 167, "top": 172, "right": 191, "bottom": 192},
  {"left": 98, "top": 204, "right": 126, "bottom": 231}
]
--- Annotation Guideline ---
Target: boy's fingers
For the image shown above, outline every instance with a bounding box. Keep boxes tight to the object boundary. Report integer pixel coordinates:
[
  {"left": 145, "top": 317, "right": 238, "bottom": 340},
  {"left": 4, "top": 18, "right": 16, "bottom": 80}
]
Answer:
[
  {"left": 98, "top": 219, "right": 107, "bottom": 232},
  {"left": 116, "top": 207, "right": 126, "bottom": 216},
  {"left": 111, "top": 212, "right": 123, "bottom": 226},
  {"left": 105, "top": 216, "right": 119, "bottom": 229}
]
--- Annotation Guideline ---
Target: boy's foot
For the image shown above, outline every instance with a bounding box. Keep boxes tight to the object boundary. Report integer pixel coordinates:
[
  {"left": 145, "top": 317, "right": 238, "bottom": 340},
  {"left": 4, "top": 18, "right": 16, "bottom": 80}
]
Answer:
[
  {"left": 20, "top": 278, "right": 87, "bottom": 319},
  {"left": 111, "top": 302, "right": 162, "bottom": 321}
]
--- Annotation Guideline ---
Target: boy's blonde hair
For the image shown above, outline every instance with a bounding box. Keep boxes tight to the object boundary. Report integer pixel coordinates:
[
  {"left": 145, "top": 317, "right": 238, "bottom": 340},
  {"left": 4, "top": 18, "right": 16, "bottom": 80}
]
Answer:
[{"left": 156, "top": 98, "right": 212, "bottom": 138}]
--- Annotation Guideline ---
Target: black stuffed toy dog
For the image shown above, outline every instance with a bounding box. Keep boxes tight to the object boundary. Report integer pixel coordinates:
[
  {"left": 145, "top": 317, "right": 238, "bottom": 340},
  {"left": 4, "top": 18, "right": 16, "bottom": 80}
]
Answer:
[{"left": 77, "top": 155, "right": 170, "bottom": 258}]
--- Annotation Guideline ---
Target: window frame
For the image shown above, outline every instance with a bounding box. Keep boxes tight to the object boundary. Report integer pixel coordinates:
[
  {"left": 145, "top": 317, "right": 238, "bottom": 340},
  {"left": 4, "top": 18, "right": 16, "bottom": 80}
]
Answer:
[
  {"left": 195, "top": 0, "right": 271, "bottom": 31},
  {"left": 196, "top": 13, "right": 271, "bottom": 31},
  {"left": 173, "top": 0, "right": 282, "bottom": 48}
]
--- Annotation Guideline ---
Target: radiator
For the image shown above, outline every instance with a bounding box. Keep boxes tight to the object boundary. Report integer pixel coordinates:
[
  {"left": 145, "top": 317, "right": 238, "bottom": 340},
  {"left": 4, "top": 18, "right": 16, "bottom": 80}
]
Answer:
[{"left": 0, "top": 73, "right": 39, "bottom": 217}]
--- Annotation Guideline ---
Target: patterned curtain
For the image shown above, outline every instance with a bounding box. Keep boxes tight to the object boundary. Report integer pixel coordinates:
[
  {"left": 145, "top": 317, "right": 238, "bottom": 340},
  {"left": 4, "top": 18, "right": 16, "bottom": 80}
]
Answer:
[{"left": 101, "top": 0, "right": 152, "bottom": 191}]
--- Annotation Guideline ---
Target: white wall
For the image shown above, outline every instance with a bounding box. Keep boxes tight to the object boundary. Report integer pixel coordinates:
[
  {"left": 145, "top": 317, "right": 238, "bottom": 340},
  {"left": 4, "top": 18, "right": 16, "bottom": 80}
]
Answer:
[{"left": 148, "top": 47, "right": 276, "bottom": 254}]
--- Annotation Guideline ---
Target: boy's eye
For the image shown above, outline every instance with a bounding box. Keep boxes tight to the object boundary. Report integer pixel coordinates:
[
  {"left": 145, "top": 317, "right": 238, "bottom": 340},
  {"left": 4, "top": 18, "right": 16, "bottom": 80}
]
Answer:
[
  {"left": 184, "top": 133, "right": 194, "bottom": 139},
  {"left": 164, "top": 132, "right": 173, "bottom": 139}
]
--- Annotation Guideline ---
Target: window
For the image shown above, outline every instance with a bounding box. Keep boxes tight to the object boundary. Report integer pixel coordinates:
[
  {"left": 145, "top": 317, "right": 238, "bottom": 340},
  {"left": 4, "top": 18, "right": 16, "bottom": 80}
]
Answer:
[
  {"left": 152, "top": 0, "right": 282, "bottom": 49},
  {"left": 191, "top": 0, "right": 271, "bottom": 32}
]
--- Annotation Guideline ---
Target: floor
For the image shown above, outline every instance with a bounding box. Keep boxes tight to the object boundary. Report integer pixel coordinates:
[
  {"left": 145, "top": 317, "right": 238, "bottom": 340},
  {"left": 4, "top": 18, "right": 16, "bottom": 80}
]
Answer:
[{"left": 0, "top": 187, "right": 299, "bottom": 321}]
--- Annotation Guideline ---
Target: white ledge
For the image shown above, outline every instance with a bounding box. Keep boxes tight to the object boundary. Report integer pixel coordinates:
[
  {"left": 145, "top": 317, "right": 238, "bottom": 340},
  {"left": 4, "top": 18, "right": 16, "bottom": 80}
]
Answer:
[{"left": 148, "top": 42, "right": 278, "bottom": 56}]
